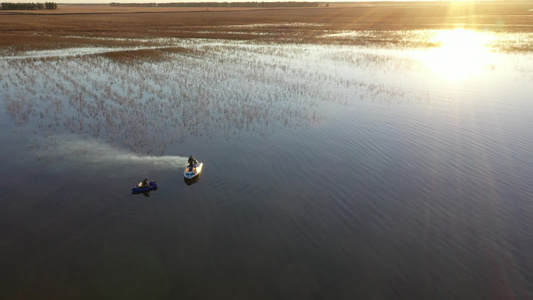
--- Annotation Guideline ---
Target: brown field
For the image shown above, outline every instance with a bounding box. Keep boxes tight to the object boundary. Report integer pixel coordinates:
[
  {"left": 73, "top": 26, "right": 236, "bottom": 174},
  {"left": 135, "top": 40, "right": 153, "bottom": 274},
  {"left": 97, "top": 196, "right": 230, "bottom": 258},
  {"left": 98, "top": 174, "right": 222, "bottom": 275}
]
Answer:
[{"left": 1, "top": 1, "right": 533, "bottom": 51}]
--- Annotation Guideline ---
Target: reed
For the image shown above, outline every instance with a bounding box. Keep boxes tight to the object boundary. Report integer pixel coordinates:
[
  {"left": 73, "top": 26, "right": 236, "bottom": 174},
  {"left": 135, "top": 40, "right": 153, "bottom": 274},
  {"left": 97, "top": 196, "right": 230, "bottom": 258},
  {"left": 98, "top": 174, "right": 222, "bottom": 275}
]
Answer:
[{"left": 2, "top": 1, "right": 533, "bottom": 53}]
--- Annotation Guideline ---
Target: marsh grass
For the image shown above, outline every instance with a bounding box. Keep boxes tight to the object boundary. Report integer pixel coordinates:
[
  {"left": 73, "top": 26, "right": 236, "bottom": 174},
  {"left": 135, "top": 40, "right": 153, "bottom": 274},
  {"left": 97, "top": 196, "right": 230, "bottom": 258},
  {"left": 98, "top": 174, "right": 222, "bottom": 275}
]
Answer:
[
  {"left": 2, "top": 2, "right": 532, "bottom": 163},
  {"left": 5, "top": 36, "right": 458, "bottom": 164},
  {"left": 1, "top": 1, "right": 533, "bottom": 52},
  {"left": 101, "top": 49, "right": 168, "bottom": 63},
  {"left": 2, "top": 37, "right": 468, "bottom": 147},
  {"left": 0, "top": 42, "right": 325, "bottom": 161}
]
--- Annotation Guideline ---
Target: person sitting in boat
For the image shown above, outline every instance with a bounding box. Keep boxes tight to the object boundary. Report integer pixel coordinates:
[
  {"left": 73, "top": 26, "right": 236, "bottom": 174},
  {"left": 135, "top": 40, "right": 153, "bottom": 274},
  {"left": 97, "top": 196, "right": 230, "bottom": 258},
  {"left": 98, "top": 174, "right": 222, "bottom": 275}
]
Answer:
[
  {"left": 138, "top": 178, "right": 149, "bottom": 188},
  {"left": 188, "top": 155, "right": 197, "bottom": 167}
]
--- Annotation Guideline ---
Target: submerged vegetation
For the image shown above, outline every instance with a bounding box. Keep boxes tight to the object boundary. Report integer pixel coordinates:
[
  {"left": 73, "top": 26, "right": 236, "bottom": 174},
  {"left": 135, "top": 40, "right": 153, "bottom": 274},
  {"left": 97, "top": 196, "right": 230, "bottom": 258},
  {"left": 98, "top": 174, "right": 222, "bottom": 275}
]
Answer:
[
  {"left": 2, "top": 37, "right": 470, "bottom": 162},
  {"left": 1, "top": 2, "right": 532, "bottom": 163}
]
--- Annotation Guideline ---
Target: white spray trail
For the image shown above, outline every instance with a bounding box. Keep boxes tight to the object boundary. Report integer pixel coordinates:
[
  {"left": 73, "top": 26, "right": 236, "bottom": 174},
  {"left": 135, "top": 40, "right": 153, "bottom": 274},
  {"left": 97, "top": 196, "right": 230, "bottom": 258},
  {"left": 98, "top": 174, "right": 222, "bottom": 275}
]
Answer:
[{"left": 32, "top": 136, "right": 188, "bottom": 168}]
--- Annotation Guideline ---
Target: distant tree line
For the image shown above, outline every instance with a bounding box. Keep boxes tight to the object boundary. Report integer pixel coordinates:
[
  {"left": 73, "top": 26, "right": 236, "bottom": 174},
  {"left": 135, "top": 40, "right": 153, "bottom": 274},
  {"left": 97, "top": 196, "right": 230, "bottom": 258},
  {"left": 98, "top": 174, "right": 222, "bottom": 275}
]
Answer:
[
  {"left": 110, "top": 2, "right": 320, "bottom": 8},
  {"left": 1, "top": 2, "right": 57, "bottom": 10},
  {"left": 110, "top": 2, "right": 157, "bottom": 7}
]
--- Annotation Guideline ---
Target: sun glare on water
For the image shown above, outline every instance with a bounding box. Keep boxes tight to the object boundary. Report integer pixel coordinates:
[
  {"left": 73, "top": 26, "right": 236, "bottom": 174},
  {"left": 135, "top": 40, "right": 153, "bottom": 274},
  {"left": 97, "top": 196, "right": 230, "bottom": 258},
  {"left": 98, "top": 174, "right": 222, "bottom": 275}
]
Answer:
[{"left": 420, "top": 29, "right": 496, "bottom": 82}]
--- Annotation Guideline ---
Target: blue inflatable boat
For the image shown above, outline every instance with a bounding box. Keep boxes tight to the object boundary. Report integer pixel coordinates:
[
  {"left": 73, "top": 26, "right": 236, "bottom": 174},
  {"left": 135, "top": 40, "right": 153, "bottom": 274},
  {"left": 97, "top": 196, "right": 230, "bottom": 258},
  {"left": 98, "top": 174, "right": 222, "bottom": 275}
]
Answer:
[{"left": 131, "top": 181, "right": 158, "bottom": 193}]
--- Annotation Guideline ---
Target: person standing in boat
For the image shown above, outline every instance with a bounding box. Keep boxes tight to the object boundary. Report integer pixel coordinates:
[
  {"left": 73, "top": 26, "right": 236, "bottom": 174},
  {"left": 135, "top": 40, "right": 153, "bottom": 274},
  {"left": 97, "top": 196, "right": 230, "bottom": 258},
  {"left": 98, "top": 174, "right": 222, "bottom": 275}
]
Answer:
[{"left": 188, "top": 155, "right": 197, "bottom": 167}]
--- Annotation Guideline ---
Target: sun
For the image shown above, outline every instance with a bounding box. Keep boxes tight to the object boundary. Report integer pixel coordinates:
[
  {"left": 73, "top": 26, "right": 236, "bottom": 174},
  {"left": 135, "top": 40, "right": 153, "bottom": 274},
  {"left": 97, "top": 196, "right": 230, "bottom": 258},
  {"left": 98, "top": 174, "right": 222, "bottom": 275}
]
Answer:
[{"left": 420, "top": 28, "right": 496, "bottom": 82}]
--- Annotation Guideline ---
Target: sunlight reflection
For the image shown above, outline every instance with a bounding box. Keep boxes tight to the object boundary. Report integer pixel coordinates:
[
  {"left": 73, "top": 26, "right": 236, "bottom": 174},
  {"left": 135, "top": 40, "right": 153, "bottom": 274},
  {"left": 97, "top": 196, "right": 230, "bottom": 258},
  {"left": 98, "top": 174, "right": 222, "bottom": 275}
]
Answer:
[{"left": 420, "top": 29, "right": 496, "bottom": 82}]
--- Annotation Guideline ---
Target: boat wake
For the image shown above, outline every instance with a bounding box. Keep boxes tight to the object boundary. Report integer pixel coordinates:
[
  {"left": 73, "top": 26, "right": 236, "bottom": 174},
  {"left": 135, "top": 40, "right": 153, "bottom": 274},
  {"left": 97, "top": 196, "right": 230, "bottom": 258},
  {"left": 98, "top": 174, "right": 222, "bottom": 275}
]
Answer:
[{"left": 30, "top": 136, "right": 188, "bottom": 169}]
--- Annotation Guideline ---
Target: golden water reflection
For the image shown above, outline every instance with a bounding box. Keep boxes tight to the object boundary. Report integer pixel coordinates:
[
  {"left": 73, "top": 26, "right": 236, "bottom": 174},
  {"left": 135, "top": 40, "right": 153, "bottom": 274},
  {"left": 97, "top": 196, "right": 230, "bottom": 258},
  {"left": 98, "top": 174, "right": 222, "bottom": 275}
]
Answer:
[{"left": 419, "top": 29, "right": 498, "bottom": 82}]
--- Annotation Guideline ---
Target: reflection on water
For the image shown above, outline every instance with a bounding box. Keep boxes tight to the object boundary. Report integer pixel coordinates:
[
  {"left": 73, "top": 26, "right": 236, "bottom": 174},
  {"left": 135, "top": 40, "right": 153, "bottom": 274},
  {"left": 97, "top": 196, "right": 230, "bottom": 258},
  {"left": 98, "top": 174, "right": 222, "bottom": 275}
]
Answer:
[
  {"left": 1, "top": 29, "right": 533, "bottom": 299},
  {"left": 406, "top": 28, "right": 533, "bottom": 84},
  {"left": 1, "top": 41, "right": 331, "bottom": 161},
  {"left": 2, "top": 31, "right": 533, "bottom": 166},
  {"left": 132, "top": 190, "right": 156, "bottom": 197},
  {"left": 422, "top": 29, "right": 495, "bottom": 81},
  {"left": 321, "top": 28, "right": 533, "bottom": 52},
  {"left": 1, "top": 38, "right": 452, "bottom": 164}
]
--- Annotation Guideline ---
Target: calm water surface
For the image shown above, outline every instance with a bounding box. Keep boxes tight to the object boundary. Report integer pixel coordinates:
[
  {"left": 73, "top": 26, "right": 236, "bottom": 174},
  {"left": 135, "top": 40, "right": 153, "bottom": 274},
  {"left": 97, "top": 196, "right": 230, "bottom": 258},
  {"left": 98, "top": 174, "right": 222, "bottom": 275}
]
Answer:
[{"left": 1, "top": 29, "right": 533, "bottom": 299}]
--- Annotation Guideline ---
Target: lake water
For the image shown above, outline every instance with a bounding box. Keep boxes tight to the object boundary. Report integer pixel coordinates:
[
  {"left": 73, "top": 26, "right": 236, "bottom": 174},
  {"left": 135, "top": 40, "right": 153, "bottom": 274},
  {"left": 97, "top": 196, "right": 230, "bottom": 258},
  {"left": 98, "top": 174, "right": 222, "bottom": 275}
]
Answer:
[{"left": 1, "top": 29, "right": 533, "bottom": 299}]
